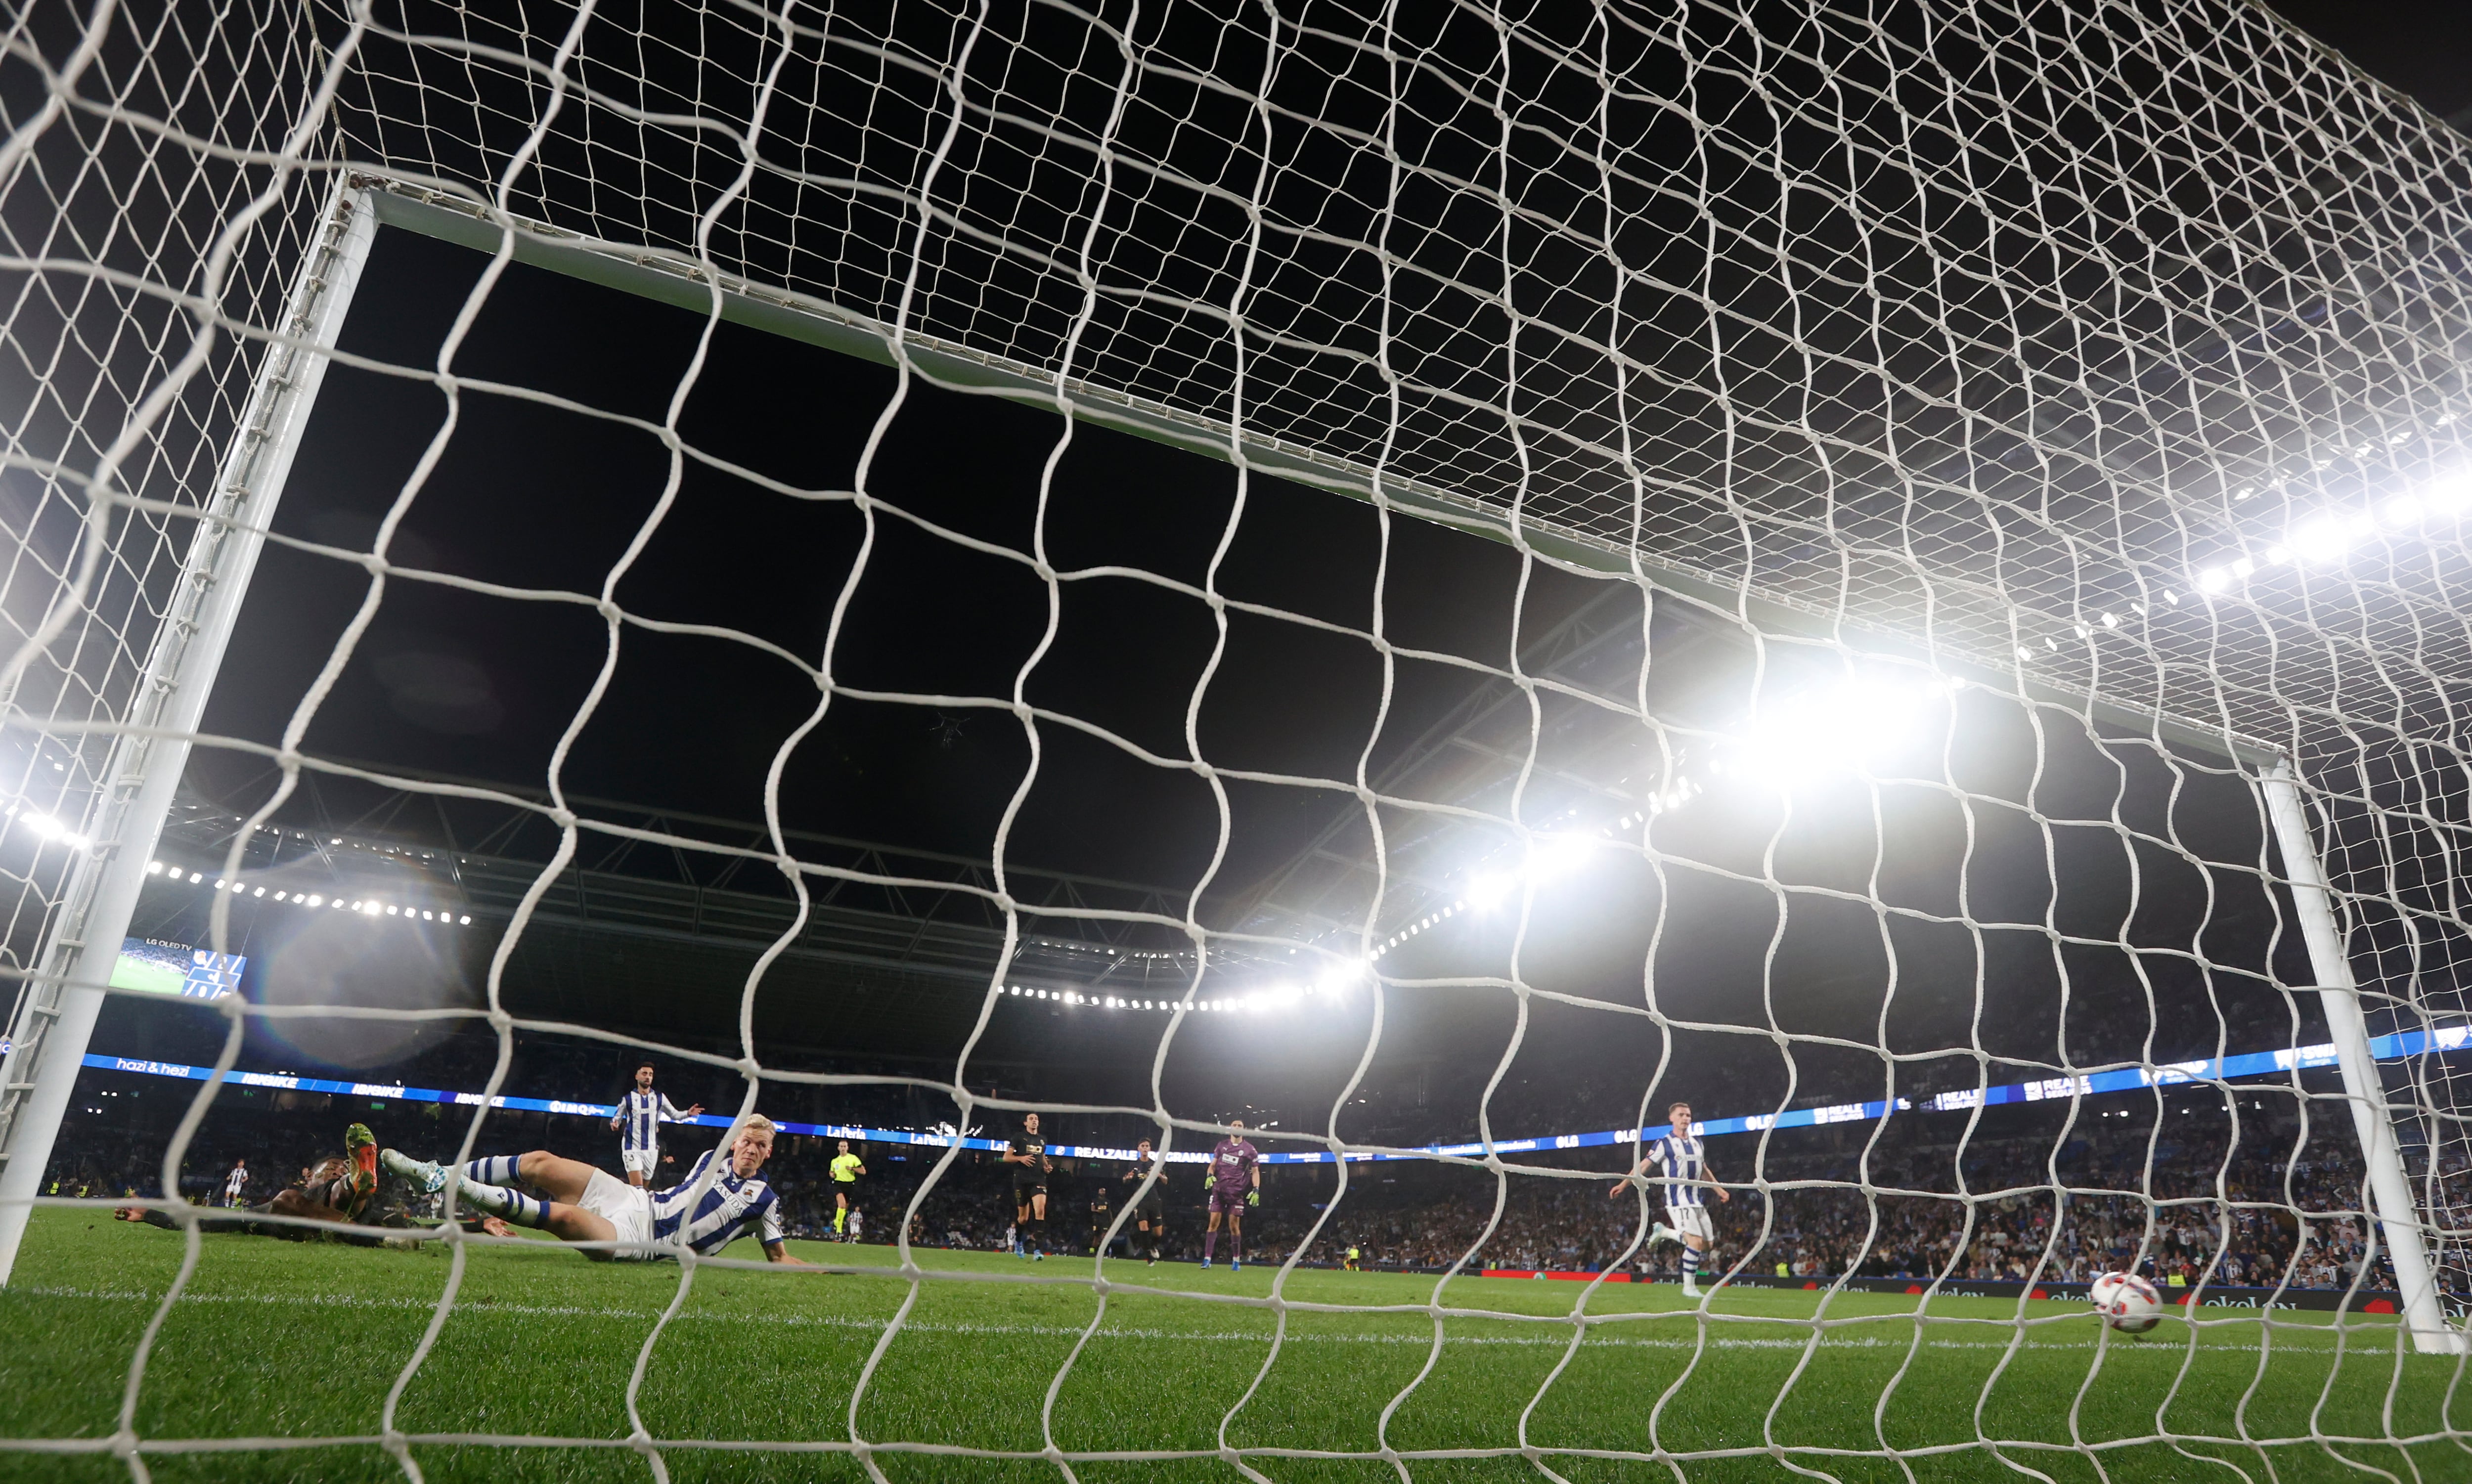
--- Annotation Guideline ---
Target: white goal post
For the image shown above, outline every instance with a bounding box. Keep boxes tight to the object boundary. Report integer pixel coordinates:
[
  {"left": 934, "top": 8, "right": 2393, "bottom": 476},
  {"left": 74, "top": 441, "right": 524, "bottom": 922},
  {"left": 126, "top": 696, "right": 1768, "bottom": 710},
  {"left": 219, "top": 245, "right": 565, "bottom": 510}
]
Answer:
[
  {"left": 2259, "top": 763, "right": 2462, "bottom": 1354},
  {"left": 0, "top": 181, "right": 376, "bottom": 1278}
]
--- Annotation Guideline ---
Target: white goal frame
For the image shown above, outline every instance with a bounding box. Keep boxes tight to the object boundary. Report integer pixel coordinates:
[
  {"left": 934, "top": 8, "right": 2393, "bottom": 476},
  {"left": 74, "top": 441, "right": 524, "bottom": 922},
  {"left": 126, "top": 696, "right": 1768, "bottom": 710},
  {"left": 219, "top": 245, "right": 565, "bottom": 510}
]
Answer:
[{"left": 0, "top": 180, "right": 376, "bottom": 1277}]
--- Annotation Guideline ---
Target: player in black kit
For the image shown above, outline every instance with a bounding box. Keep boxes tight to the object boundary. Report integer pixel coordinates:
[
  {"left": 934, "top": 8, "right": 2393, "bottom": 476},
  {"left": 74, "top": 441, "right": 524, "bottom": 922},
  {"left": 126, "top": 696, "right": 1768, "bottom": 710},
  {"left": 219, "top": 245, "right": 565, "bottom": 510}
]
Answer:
[
  {"left": 1086, "top": 1184, "right": 1112, "bottom": 1257},
  {"left": 1001, "top": 1111, "right": 1052, "bottom": 1260},
  {"left": 1122, "top": 1137, "right": 1167, "bottom": 1265}
]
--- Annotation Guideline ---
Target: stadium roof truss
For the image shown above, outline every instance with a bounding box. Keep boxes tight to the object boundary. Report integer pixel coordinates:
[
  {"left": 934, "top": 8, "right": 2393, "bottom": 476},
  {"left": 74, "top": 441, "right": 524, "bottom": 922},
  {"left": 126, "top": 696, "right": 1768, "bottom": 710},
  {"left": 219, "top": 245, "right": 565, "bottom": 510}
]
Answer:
[{"left": 150, "top": 771, "right": 1234, "bottom": 993}]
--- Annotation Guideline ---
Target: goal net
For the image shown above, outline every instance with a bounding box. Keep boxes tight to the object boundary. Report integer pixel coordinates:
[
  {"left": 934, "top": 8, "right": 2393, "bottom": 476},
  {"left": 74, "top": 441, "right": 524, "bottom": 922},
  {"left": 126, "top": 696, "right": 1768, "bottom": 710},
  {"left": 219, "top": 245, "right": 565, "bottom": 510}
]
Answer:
[{"left": 3, "top": 0, "right": 2471, "bottom": 1476}]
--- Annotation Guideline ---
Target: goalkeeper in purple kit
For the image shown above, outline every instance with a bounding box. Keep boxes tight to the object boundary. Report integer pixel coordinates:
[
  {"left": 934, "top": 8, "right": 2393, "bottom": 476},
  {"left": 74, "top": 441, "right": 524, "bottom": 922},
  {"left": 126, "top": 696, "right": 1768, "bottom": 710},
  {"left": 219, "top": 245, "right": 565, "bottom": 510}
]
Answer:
[{"left": 1200, "top": 1118, "right": 1259, "bottom": 1270}]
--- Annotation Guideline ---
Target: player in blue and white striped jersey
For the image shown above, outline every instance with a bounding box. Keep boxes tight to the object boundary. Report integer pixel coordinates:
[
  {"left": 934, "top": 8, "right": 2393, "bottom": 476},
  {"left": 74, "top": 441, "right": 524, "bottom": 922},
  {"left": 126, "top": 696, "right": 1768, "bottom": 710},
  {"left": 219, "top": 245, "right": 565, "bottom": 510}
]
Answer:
[
  {"left": 649, "top": 1141, "right": 788, "bottom": 1257},
  {"left": 610, "top": 1063, "right": 703, "bottom": 1188},
  {"left": 1609, "top": 1100, "right": 1729, "bottom": 1297},
  {"left": 381, "top": 1116, "right": 804, "bottom": 1265}
]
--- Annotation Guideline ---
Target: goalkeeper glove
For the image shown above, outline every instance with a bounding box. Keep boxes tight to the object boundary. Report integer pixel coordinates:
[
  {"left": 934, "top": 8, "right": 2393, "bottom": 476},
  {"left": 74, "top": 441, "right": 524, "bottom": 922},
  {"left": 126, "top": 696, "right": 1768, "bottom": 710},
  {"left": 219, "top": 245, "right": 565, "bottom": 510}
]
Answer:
[{"left": 1246, "top": 1189, "right": 1260, "bottom": 1208}]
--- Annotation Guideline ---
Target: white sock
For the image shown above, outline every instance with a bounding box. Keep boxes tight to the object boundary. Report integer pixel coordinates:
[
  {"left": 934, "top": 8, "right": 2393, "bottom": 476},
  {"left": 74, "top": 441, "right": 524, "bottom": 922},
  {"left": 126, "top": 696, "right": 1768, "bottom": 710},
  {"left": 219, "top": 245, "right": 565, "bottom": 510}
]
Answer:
[
  {"left": 461, "top": 1155, "right": 523, "bottom": 1186},
  {"left": 454, "top": 1177, "right": 547, "bottom": 1228}
]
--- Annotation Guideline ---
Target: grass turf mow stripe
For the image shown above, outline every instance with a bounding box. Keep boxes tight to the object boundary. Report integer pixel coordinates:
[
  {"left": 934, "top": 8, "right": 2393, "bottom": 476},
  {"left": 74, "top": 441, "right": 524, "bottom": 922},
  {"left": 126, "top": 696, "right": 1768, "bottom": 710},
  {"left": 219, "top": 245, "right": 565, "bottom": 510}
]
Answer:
[
  {"left": 0, "top": 1210, "right": 2461, "bottom": 1481},
  {"left": 7, "top": 1282, "right": 2430, "bottom": 1354}
]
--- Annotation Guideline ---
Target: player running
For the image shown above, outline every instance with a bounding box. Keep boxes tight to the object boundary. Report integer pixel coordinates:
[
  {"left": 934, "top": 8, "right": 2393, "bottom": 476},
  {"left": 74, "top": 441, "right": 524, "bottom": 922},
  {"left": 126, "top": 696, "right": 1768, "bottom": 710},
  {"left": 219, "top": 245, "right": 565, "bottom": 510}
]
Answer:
[
  {"left": 1609, "top": 1100, "right": 1729, "bottom": 1298},
  {"left": 381, "top": 1116, "right": 805, "bottom": 1264},
  {"left": 1121, "top": 1137, "right": 1168, "bottom": 1265},
  {"left": 222, "top": 1158, "right": 249, "bottom": 1207},
  {"left": 829, "top": 1139, "right": 866, "bottom": 1239},
  {"left": 1201, "top": 1118, "right": 1259, "bottom": 1271},
  {"left": 1002, "top": 1112, "right": 1053, "bottom": 1259},
  {"left": 610, "top": 1062, "right": 703, "bottom": 1188}
]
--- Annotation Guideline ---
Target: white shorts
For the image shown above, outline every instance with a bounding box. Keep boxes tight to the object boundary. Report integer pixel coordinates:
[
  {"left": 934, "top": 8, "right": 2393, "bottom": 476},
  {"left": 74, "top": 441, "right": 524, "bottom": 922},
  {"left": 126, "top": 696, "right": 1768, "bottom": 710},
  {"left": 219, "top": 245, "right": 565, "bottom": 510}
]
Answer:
[
  {"left": 620, "top": 1147, "right": 657, "bottom": 1176},
  {"left": 1666, "top": 1205, "right": 1714, "bottom": 1243},
  {"left": 578, "top": 1167, "right": 656, "bottom": 1259}
]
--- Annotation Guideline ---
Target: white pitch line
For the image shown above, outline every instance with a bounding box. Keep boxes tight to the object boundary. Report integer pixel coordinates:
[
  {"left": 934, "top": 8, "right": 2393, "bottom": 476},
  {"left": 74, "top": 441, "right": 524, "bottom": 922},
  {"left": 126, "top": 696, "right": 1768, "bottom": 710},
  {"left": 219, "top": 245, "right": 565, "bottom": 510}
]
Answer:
[{"left": 4, "top": 1283, "right": 2387, "bottom": 1356}]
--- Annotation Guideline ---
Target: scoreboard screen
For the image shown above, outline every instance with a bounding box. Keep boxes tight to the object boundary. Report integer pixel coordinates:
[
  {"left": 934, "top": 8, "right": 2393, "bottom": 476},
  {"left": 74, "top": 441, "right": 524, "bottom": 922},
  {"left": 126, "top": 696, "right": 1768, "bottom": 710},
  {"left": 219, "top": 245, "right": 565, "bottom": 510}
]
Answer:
[{"left": 108, "top": 938, "right": 246, "bottom": 1000}]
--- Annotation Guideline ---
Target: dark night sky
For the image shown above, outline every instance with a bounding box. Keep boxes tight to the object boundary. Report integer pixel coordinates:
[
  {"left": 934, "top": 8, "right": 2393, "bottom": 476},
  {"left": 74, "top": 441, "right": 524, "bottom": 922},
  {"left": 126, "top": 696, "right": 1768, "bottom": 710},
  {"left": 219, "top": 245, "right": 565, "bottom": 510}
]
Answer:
[
  {"left": 188, "top": 226, "right": 1567, "bottom": 907},
  {"left": 200, "top": 223, "right": 1613, "bottom": 896},
  {"left": 2265, "top": 2, "right": 2472, "bottom": 123}
]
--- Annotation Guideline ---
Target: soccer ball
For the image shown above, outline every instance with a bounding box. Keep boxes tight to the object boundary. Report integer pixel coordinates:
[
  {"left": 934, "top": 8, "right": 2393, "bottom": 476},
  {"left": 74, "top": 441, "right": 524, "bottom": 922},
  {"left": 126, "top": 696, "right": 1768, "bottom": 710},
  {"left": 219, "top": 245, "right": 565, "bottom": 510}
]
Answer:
[{"left": 2089, "top": 1271, "right": 2164, "bottom": 1334}]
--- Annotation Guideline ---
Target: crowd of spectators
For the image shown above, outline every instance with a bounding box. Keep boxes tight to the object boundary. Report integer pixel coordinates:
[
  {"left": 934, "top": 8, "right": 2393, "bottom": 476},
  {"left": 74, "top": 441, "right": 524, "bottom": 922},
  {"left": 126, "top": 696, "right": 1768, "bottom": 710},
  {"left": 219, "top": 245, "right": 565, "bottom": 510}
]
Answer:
[
  {"left": 42, "top": 1022, "right": 2462, "bottom": 1298},
  {"left": 42, "top": 1106, "right": 2426, "bottom": 1300},
  {"left": 1255, "top": 1132, "right": 2413, "bottom": 1295}
]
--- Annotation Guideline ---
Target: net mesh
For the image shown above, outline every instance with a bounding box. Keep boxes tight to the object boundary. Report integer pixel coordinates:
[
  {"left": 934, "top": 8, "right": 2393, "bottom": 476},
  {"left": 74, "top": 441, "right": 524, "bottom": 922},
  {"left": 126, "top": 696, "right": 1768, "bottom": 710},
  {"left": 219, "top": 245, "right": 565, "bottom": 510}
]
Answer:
[
  {"left": 0, "top": 0, "right": 334, "bottom": 1129},
  {"left": 4, "top": 0, "right": 2472, "bottom": 1475}
]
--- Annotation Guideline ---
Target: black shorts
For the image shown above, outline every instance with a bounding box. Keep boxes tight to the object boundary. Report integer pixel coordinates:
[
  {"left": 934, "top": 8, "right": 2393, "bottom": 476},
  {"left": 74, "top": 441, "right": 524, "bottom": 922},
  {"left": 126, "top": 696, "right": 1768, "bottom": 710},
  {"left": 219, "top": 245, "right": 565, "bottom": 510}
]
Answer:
[
  {"left": 1134, "top": 1195, "right": 1164, "bottom": 1222},
  {"left": 1013, "top": 1180, "right": 1047, "bottom": 1202}
]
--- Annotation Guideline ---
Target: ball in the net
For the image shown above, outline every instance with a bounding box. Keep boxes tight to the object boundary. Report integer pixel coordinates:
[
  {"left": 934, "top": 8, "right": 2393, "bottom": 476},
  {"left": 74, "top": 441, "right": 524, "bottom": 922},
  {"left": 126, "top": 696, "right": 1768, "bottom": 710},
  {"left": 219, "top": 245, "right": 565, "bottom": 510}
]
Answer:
[{"left": 2089, "top": 1271, "right": 2164, "bottom": 1334}]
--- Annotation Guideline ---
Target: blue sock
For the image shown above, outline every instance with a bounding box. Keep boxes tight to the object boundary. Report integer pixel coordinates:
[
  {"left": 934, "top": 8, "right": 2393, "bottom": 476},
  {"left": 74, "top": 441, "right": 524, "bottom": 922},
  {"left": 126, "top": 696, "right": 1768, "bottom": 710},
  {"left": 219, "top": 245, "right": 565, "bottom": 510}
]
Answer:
[
  {"left": 461, "top": 1155, "right": 523, "bottom": 1186},
  {"left": 1683, "top": 1249, "right": 1702, "bottom": 1282}
]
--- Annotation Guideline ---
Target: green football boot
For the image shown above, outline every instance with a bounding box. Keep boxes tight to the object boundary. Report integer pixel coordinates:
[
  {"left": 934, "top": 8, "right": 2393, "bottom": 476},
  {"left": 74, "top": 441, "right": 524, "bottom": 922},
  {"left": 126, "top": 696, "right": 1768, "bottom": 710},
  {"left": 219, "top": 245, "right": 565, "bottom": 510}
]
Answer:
[{"left": 342, "top": 1123, "right": 380, "bottom": 1221}]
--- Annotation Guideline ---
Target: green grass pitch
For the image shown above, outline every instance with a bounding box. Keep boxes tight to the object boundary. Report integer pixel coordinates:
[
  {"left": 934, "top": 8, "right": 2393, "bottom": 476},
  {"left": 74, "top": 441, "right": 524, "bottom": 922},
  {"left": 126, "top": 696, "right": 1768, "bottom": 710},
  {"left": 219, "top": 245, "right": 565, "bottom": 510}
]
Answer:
[{"left": 0, "top": 1207, "right": 2461, "bottom": 1481}]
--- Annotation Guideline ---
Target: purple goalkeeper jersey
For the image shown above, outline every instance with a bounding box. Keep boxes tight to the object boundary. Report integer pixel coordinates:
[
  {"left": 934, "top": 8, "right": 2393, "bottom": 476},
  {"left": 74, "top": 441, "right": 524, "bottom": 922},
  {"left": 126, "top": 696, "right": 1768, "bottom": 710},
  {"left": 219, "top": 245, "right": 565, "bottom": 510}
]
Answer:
[{"left": 1209, "top": 1136, "right": 1258, "bottom": 1195}]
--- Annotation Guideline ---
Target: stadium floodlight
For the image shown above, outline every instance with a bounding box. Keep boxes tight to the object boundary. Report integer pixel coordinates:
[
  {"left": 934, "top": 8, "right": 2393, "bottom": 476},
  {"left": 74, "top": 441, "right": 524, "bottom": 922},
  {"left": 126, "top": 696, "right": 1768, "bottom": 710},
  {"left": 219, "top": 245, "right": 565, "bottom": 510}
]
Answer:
[
  {"left": 1463, "top": 871, "right": 1513, "bottom": 910},
  {"left": 2292, "top": 515, "right": 2353, "bottom": 561},
  {"left": 19, "top": 814, "right": 89, "bottom": 850},
  {"left": 1523, "top": 834, "right": 1600, "bottom": 884},
  {"left": 1716, "top": 677, "right": 1951, "bottom": 790},
  {"left": 1644, "top": 776, "right": 1701, "bottom": 815},
  {"left": 1316, "top": 959, "right": 1367, "bottom": 993}
]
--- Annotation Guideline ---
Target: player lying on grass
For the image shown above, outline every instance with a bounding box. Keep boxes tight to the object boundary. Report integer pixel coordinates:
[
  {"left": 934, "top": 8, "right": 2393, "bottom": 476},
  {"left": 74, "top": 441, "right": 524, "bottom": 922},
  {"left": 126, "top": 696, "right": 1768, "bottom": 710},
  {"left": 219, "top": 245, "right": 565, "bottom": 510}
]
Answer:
[
  {"left": 110, "top": 1123, "right": 495, "bottom": 1243},
  {"left": 381, "top": 1115, "right": 807, "bottom": 1264}
]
